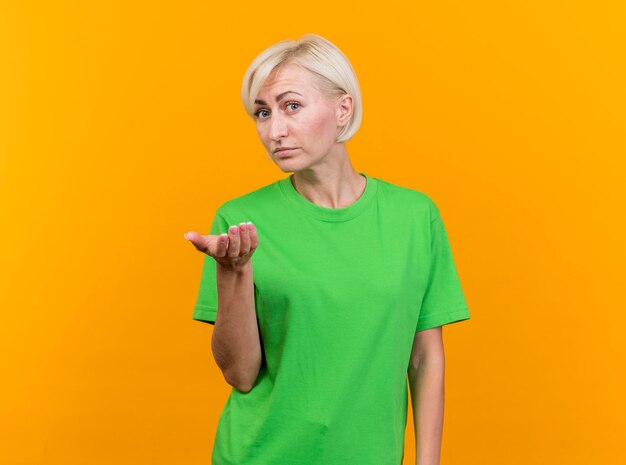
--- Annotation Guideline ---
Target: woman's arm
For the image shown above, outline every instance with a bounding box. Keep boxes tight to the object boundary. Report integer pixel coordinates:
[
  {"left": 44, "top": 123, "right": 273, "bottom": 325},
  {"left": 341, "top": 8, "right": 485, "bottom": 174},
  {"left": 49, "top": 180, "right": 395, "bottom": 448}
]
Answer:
[
  {"left": 211, "top": 260, "right": 262, "bottom": 393},
  {"left": 407, "top": 326, "right": 445, "bottom": 465}
]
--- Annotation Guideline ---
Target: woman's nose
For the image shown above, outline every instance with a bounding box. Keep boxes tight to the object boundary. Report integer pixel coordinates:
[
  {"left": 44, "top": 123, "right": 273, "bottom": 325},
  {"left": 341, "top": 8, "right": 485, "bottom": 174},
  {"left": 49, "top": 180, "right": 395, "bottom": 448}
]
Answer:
[{"left": 269, "top": 114, "right": 288, "bottom": 140}]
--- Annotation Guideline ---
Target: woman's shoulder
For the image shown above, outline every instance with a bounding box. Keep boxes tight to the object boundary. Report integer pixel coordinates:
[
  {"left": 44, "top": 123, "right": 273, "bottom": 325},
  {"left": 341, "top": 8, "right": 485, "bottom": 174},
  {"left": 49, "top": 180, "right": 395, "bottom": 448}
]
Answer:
[
  {"left": 375, "top": 176, "right": 440, "bottom": 219},
  {"left": 214, "top": 178, "right": 283, "bottom": 216}
]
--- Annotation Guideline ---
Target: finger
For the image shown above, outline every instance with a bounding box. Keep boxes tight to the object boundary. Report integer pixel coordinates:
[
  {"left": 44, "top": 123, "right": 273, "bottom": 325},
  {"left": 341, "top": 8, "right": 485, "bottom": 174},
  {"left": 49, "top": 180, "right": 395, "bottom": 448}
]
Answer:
[
  {"left": 227, "top": 224, "right": 241, "bottom": 257},
  {"left": 185, "top": 231, "right": 209, "bottom": 252},
  {"left": 247, "top": 222, "right": 259, "bottom": 250},
  {"left": 213, "top": 233, "right": 229, "bottom": 258},
  {"left": 238, "top": 222, "right": 250, "bottom": 254}
]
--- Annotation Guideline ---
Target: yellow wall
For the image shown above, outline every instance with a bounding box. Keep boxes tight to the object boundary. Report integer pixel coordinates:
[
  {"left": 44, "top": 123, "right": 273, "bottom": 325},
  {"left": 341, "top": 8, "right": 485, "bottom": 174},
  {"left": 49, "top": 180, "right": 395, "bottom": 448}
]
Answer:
[{"left": 1, "top": 1, "right": 624, "bottom": 464}]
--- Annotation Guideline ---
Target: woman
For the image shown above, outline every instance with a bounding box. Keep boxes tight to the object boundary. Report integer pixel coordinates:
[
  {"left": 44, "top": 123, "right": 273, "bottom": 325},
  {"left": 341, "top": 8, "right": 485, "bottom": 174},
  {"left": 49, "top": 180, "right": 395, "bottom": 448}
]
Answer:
[{"left": 185, "top": 33, "right": 470, "bottom": 465}]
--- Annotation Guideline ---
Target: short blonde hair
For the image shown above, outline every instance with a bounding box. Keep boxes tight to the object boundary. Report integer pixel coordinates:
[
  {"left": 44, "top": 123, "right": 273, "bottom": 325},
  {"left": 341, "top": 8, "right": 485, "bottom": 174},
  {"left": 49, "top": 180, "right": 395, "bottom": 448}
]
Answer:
[{"left": 241, "top": 33, "right": 362, "bottom": 143}]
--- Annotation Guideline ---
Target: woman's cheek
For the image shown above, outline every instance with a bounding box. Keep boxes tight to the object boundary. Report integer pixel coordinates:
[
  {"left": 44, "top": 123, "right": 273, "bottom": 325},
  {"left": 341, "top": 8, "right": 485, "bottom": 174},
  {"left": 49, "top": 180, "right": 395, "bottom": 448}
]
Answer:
[{"left": 303, "top": 112, "right": 334, "bottom": 139}]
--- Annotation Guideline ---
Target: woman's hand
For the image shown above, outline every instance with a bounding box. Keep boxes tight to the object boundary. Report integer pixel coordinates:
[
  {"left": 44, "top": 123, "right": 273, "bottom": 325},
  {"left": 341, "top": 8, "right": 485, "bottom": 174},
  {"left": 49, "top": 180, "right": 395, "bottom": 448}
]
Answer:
[{"left": 184, "top": 222, "right": 258, "bottom": 272}]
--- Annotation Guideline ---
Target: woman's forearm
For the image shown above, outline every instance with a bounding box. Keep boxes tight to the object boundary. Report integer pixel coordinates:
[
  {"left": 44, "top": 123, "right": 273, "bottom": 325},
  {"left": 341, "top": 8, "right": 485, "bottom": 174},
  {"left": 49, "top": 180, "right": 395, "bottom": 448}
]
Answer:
[
  {"left": 211, "top": 260, "right": 262, "bottom": 392},
  {"left": 408, "top": 351, "right": 445, "bottom": 465}
]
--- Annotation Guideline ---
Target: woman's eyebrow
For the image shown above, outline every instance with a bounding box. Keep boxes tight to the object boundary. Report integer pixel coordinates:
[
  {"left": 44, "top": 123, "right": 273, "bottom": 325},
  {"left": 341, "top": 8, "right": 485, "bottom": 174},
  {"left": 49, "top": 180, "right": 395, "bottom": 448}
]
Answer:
[{"left": 254, "top": 91, "right": 303, "bottom": 105}]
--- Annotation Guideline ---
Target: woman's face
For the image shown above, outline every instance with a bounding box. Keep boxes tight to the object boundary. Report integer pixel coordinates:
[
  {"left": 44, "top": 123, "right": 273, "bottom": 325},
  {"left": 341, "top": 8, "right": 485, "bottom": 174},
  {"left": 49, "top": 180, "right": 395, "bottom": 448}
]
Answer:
[{"left": 253, "top": 63, "right": 348, "bottom": 172}]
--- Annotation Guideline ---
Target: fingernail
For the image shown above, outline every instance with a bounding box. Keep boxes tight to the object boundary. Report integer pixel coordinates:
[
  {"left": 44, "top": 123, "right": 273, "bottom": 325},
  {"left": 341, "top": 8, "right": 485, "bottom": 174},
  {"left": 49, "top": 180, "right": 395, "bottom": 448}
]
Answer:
[
  {"left": 184, "top": 233, "right": 188, "bottom": 240},
  {"left": 229, "top": 225, "right": 238, "bottom": 234}
]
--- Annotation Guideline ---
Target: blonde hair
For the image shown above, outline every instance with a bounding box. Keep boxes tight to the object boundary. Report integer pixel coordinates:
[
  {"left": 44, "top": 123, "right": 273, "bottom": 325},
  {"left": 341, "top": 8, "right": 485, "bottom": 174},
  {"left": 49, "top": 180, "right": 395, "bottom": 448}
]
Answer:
[{"left": 240, "top": 33, "right": 362, "bottom": 143}]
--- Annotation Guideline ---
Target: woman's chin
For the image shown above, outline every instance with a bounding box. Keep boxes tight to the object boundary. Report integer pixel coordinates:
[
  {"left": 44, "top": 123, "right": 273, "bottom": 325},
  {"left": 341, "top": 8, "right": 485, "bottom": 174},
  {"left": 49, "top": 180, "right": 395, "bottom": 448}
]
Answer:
[
  {"left": 274, "top": 157, "right": 298, "bottom": 168},
  {"left": 276, "top": 163, "right": 297, "bottom": 173}
]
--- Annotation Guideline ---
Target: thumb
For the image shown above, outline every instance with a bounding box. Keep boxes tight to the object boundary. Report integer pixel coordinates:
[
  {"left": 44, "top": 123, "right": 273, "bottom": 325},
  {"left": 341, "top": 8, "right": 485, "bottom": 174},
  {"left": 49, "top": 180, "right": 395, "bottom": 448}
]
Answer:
[{"left": 184, "top": 231, "right": 209, "bottom": 252}]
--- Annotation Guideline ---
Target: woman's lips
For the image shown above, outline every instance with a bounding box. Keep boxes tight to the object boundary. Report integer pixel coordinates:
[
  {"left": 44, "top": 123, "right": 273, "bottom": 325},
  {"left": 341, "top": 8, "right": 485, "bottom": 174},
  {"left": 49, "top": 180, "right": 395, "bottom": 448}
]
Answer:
[{"left": 275, "top": 148, "right": 298, "bottom": 156}]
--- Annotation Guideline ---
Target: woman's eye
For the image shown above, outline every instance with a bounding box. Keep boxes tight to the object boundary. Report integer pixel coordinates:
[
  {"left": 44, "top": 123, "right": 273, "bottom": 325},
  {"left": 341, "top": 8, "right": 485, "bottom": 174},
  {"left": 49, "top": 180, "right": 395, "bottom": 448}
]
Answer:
[{"left": 254, "top": 102, "right": 300, "bottom": 120}]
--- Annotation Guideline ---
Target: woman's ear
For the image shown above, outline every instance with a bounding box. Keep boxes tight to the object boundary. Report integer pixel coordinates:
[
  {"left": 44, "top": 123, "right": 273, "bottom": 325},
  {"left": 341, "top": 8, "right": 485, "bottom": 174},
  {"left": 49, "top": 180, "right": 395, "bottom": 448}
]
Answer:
[{"left": 336, "top": 94, "right": 353, "bottom": 127}]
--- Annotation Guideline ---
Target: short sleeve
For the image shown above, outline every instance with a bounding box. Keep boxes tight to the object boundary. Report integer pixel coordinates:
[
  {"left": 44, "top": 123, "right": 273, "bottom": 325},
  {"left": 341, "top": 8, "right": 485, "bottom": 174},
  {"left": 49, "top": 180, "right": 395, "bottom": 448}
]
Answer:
[
  {"left": 415, "top": 204, "right": 471, "bottom": 332},
  {"left": 192, "top": 208, "right": 230, "bottom": 325}
]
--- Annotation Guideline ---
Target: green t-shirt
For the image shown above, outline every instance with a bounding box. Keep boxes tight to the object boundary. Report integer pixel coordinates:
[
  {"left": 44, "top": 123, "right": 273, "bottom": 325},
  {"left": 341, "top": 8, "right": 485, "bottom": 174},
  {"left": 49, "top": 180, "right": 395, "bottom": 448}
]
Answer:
[{"left": 193, "top": 172, "right": 470, "bottom": 465}]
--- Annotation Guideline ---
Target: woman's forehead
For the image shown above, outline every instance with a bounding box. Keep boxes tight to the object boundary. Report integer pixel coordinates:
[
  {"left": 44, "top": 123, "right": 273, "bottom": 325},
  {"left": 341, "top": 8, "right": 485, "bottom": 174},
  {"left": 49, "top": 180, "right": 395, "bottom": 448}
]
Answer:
[{"left": 261, "top": 65, "right": 314, "bottom": 93}]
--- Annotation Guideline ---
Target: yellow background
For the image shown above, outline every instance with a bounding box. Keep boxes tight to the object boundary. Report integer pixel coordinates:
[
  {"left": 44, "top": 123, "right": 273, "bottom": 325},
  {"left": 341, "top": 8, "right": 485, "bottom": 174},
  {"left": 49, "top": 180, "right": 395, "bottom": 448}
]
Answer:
[{"left": 1, "top": 1, "right": 625, "bottom": 464}]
